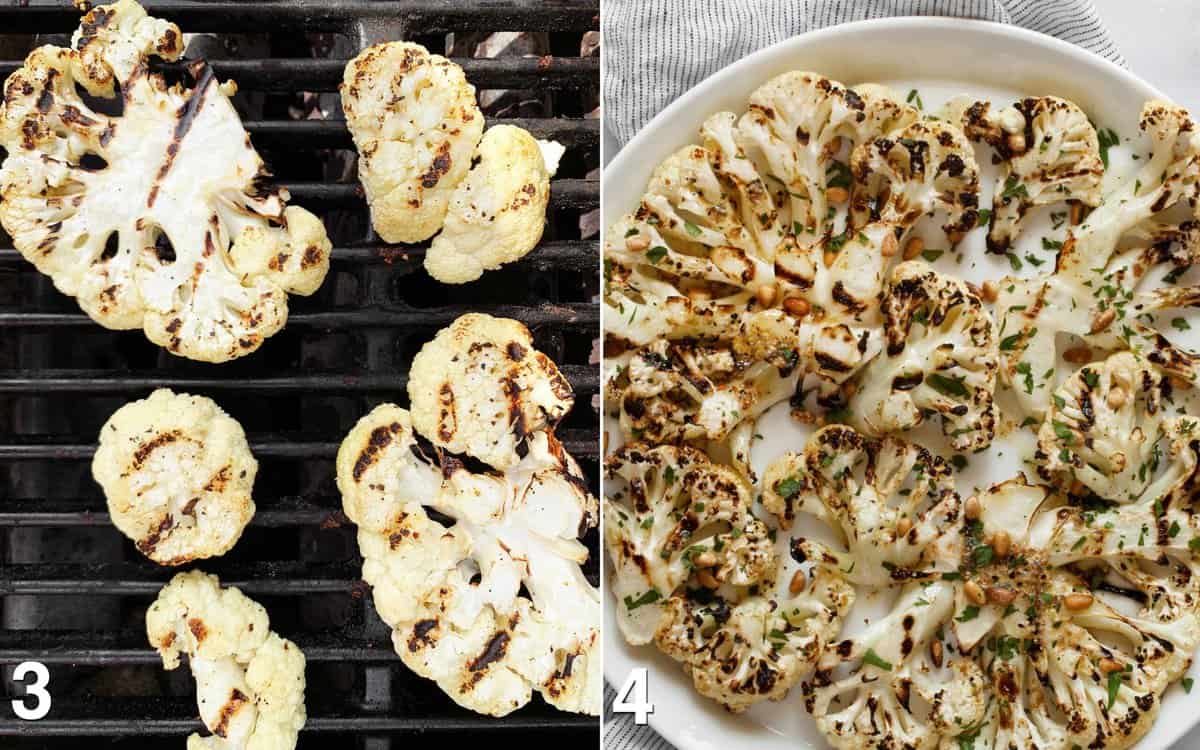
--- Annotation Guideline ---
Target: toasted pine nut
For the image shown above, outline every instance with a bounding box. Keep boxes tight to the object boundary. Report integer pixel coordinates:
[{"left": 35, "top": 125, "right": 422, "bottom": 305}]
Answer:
[
  {"left": 697, "top": 569, "right": 720, "bottom": 589},
  {"left": 789, "top": 569, "right": 807, "bottom": 595},
  {"left": 1099, "top": 658, "right": 1124, "bottom": 674},
  {"left": 964, "top": 495, "right": 982, "bottom": 521},
  {"left": 930, "top": 639, "right": 944, "bottom": 668},
  {"left": 986, "top": 586, "right": 1016, "bottom": 605},
  {"left": 1090, "top": 307, "right": 1116, "bottom": 334},
  {"left": 625, "top": 234, "right": 650, "bottom": 252},
  {"left": 981, "top": 280, "right": 999, "bottom": 303},
  {"left": 903, "top": 237, "right": 925, "bottom": 261},
  {"left": 1064, "top": 592, "right": 1095, "bottom": 611},
  {"left": 693, "top": 551, "right": 717, "bottom": 568},
  {"left": 784, "top": 297, "right": 811, "bottom": 317},
  {"left": 947, "top": 230, "right": 966, "bottom": 245},
  {"left": 827, "top": 186, "right": 850, "bottom": 204},
  {"left": 687, "top": 287, "right": 712, "bottom": 302},
  {"left": 964, "top": 580, "right": 987, "bottom": 605},
  {"left": 843, "top": 382, "right": 858, "bottom": 398},
  {"left": 1006, "top": 133, "right": 1027, "bottom": 155},
  {"left": 992, "top": 530, "right": 1012, "bottom": 559},
  {"left": 1070, "top": 479, "right": 1086, "bottom": 496},
  {"left": 881, "top": 233, "right": 899, "bottom": 258},
  {"left": 1061, "top": 235, "right": 1076, "bottom": 255},
  {"left": 1170, "top": 375, "right": 1192, "bottom": 391},
  {"left": 1070, "top": 201, "right": 1085, "bottom": 226},
  {"left": 824, "top": 249, "right": 837, "bottom": 268},
  {"left": 1107, "top": 387, "right": 1127, "bottom": 409},
  {"left": 1063, "top": 346, "right": 1093, "bottom": 364},
  {"left": 896, "top": 517, "right": 913, "bottom": 537},
  {"left": 756, "top": 283, "right": 778, "bottom": 307}
]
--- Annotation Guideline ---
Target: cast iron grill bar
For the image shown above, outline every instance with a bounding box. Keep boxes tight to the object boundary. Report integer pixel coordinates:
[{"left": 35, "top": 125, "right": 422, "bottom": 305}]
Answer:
[
  {"left": 0, "top": 500, "right": 342, "bottom": 527},
  {"left": 0, "top": 301, "right": 599, "bottom": 329},
  {"left": 0, "top": 632, "right": 397, "bottom": 664},
  {"left": 238, "top": 117, "right": 600, "bottom": 148},
  {"left": 0, "top": 240, "right": 599, "bottom": 269},
  {"left": 0, "top": 58, "right": 599, "bottom": 91},
  {"left": 0, "top": 428, "right": 598, "bottom": 459},
  {"left": 283, "top": 178, "right": 597, "bottom": 208},
  {"left": 0, "top": 365, "right": 598, "bottom": 393},
  {"left": 0, "top": 1, "right": 600, "bottom": 33},
  {"left": 0, "top": 715, "right": 595, "bottom": 736}
]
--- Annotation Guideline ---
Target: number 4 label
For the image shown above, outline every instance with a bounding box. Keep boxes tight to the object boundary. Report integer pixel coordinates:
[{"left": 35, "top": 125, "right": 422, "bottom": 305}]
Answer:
[
  {"left": 11, "top": 661, "right": 51, "bottom": 720},
  {"left": 612, "top": 667, "right": 654, "bottom": 724}
]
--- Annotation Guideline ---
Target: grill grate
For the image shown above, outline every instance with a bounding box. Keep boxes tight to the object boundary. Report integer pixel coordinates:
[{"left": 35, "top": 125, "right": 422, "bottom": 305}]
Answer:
[{"left": 0, "top": 1, "right": 600, "bottom": 746}]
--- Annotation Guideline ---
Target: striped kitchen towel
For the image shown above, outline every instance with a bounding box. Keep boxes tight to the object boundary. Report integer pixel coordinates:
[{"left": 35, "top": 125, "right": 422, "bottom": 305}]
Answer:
[
  {"left": 603, "top": 0, "right": 1125, "bottom": 147},
  {"left": 602, "top": 7, "right": 1124, "bottom": 747}
]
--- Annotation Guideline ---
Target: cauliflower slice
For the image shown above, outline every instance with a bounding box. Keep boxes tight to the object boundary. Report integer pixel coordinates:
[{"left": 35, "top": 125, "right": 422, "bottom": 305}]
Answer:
[
  {"left": 957, "top": 96, "right": 1105, "bottom": 253},
  {"left": 1036, "top": 352, "right": 1199, "bottom": 504},
  {"left": 92, "top": 389, "right": 255, "bottom": 566},
  {"left": 146, "top": 571, "right": 306, "bottom": 750},
  {"left": 425, "top": 124, "right": 552, "bottom": 284},
  {"left": 0, "top": 0, "right": 332, "bottom": 362},
  {"left": 603, "top": 444, "right": 777, "bottom": 644},
  {"left": 850, "top": 261, "right": 999, "bottom": 451},
  {"left": 336, "top": 404, "right": 599, "bottom": 716},
  {"left": 407, "top": 313, "right": 573, "bottom": 470},
  {"left": 764, "top": 425, "right": 964, "bottom": 586},
  {"left": 340, "top": 41, "right": 483, "bottom": 243},
  {"left": 997, "top": 100, "right": 1200, "bottom": 417}
]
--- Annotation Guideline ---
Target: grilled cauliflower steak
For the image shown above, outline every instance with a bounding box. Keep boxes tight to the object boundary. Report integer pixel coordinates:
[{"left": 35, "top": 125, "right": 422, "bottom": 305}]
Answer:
[
  {"left": 957, "top": 96, "right": 1105, "bottom": 254},
  {"left": 604, "top": 444, "right": 852, "bottom": 710},
  {"left": 340, "top": 41, "right": 483, "bottom": 244},
  {"left": 425, "top": 124, "right": 553, "bottom": 284},
  {"left": 146, "top": 571, "right": 306, "bottom": 750},
  {"left": 407, "top": 313, "right": 573, "bottom": 470},
  {"left": 996, "top": 100, "right": 1200, "bottom": 417},
  {"left": 0, "top": 0, "right": 332, "bottom": 362},
  {"left": 336, "top": 404, "right": 599, "bottom": 716},
  {"left": 850, "top": 261, "right": 999, "bottom": 451},
  {"left": 92, "top": 389, "right": 255, "bottom": 565},
  {"left": 764, "top": 425, "right": 964, "bottom": 586}
]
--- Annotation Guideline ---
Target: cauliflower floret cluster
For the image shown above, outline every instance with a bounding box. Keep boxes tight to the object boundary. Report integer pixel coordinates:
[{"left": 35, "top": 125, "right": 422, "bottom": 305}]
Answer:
[
  {"left": 92, "top": 389, "right": 255, "bottom": 566},
  {"left": 0, "top": 0, "right": 332, "bottom": 362},
  {"left": 146, "top": 571, "right": 306, "bottom": 750},
  {"left": 604, "top": 443, "right": 852, "bottom": 711},
  {"left": 341, "top": 43, "right": 560, "bottom": 284}
]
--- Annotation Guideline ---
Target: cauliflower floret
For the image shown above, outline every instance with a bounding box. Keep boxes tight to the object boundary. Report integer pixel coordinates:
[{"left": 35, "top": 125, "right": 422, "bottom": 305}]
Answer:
[
  {"left": 957, "top": 96, "right": 1105, "bottom": 253},
  {"left": 764, "top": 425, "right": 964, "bottom": 586},
  {"left": 850, "top": 261, "right": 999, "bottom": 451},
  {"left": 654, "top": 566, "right": 852, "bottom": 712},
  {"left": 1036, "top": 352, "right": 1199, "bottom": 504},
  {"left": 336, "top": 404, "right": 599, "bottom": 716},
  {"left": 145, "top": 571, "right": 306, "bottom": 750},
  {"left": 425, "top": 124, "right": 553, "bottom": 284},
  {"left": 603, "top": 444, "right": 777, "bottom": 644},
  {"left": 92, "top": 389, "right": 255, "bottom": 566},
  {"left": 340, "top": 41, "right": 483, "bottom": 243},
  {"left": 997, "top": 100, "right": 1200, "bottom": 417},
  {"left": 407, "top": 313, "right": 573, "bottom": 470},
  {"left": 0, "top": 0, "right": 332, "bottom": 362}
]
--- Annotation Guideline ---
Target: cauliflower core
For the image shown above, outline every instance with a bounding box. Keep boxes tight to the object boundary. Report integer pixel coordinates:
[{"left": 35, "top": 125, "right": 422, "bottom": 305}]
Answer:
[
  {"left": 604, "top": 444, "right": 853, "bottom": 711},
  {"left": 93, "top": 389, "right": 255, "bottom": 566},
  {"left": 336, "top": 404, "right": 599, "bottom": 716},
  {"left": 340, "top": 41, "right": 483, "bottom": 244},
  {"left": 0, "top": 0, "right": 332, "bottom": 362},
  {"left": 407, "top": 313, "right": 573, "bottom": 470},
  {"left": 424, "top": 124, "right": 553, "bottom": 284},
  {"left": 146, "top": 571, "right": 306, "bottom": 750}
]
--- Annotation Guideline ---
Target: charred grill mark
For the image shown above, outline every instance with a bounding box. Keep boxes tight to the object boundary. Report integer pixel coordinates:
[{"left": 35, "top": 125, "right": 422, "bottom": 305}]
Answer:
[
  {"left": 436, "top": 383, "right": 457, "bottom": 443},
  {"left": 468, "top": 632, "right": 510, "bottom": 673},
  {"left": 148, "top": 64, "right": 216, "bottom": 207},
  {"left": 506, "top": 341, "right": 527, "bottom": 361},
  {"left": 352, "top": 422, "right": 403, "bottom": 481},
  {"left": 212, "top": 688, "right": 248, "bottom": 738},
  {"left": 137, "top": 515, "right": 174, "bottom": 554},
  {"left": 187, "top": 617, "right": 207, "bottom": 643},
  {"left": 301, "top": 244, "right": 323, "bottom": 268},
  {"left": 132, "top": 429, "right": 183, "bottom": 468},
  {"left": 420, "top": 142, "right": 453, "bottom": 189},
  {"left": 408, "top": 619, "right": 439, "bottom": 651}
]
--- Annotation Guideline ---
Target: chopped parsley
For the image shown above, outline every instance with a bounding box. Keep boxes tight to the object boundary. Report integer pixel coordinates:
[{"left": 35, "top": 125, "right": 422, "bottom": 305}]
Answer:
[
  {"left": 863, "top": 648, "right": 893, "bottom": 671},
  {"left": 645, "top": 245, "right": 668, "bottom": 264},
  {"left": 1097, "top": 126, "right": 1120, "bottom": 169},
  {"left": 684, "top": 221, "right": 702, "bottom": 237},
  {"left": 624, "top": 589, "right": 661, "bottom": 611},
  {"left": 956, "top": 605, "right": 981, "bottom": 623}
]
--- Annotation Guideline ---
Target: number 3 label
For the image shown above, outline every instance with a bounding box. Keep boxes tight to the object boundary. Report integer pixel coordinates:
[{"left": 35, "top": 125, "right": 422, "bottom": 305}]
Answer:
[
  {"left": 612, "top": 667, "right": 654, "bottom": 724},
  {"left": 11, "top": 661, "right": 51, "bottom": 720}
]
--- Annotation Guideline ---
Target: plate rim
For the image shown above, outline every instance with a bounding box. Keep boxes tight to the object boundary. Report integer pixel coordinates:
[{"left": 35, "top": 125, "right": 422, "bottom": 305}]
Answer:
[{"left": 600, "top": 14, "right": 1196, "bottom": 750}]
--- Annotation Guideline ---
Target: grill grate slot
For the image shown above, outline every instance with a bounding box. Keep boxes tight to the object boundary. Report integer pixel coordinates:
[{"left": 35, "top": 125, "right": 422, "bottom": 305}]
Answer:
[{"left": 0, "top": 1, "right": 599, "bottom": 746}]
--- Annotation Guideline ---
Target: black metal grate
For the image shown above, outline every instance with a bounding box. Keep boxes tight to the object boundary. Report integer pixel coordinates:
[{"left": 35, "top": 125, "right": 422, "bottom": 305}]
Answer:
[{"left": 0, "top": 1, "right": 600, "bottom": 746}]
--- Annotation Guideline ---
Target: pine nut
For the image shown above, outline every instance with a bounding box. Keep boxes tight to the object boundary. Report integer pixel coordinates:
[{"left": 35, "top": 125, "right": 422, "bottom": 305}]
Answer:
[
  {"left": 896, "top": 517, "right": 913, "bottom": 537},
  {"left": 687, "top": 287, "right": 712, "bottom": 302},
  {"left": 930, "top": 639, "right": 944, "bottom": 668},
  {"left": 903, "top": 237, "right": 925, "bottom": 261},
  {"left": 697, "top": 569, "right": 720, "bottom": 589},
  {"left": 827, "top": 186, "right": 850, "bottom": 204},
  {"left": 964, "top": 580, "right": 987, "bottom": 605},
  {"left": 756, "top": 283, "right": 777, "bottom": 307},
  {"left": 789, "top": 569, "right": 807, "bottom": 595},
  {"left": 881, "top": 233, "right": 899, "bottom": 258},
  {"left": 784, "top": 297, "right": 811, "bottom": 317},
  {"left": 981, "top": 281, "right": 999, "bottom": 303},
  {"left": 1064, "top": 592, "right": 1094, "bottom": 611},
  {"left": 1099, "top": 657, "right": 1123, "bottom": 674},
  {"left": 1064, "top": 346, "right": 1093, "bottom": 364},
  {"left": 1006, "top": 133, "right": 1027, "bottom": 155},
  {"left": 824, "top": 249, "right": 837, "bottom": 268},
  {"left": 1107, "top": 387, "right": 1127, "bottom": 409},
  {"left": 992, "top": 530, "right": 1011, "bottom": 559},
  {"left": 693, "top": 551, "right": 717, "bottom": 568},
  {"left": 1090, "top": 307, "right": 1116, "bottom": 334},
  {"left": 625, "top": 234, "right": 650, "bottom": 252},
  {"left": 986, "top": 586, "right": 1016, "bottom": 605},
  {"left": 1070, "top": 202, "right": 1085, "bottom": 226},
  {"left": 964, "top": 495, "right": 982, "bottom": 521}
]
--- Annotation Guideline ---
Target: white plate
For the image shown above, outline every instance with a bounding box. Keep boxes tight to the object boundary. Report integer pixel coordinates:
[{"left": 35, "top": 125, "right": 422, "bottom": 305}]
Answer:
[{"left": 601, "top": 17, "right": 1200, "bottom": 750}]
